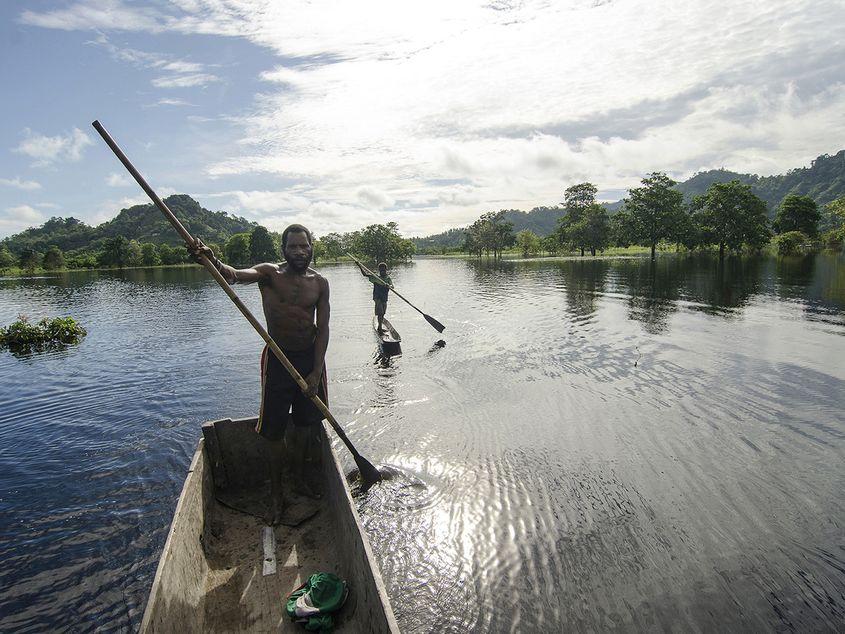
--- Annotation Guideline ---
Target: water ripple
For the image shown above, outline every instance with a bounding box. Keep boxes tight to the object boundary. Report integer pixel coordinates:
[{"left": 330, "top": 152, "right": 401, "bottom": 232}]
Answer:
[{"left": 1, "top": 256, "right": 844, "bottom": 631}]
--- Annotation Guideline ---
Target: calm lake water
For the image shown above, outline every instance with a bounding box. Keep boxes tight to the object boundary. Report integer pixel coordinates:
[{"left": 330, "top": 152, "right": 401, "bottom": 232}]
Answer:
[{"left": 1, "top": 253, "right": 844, "bottom": 632}]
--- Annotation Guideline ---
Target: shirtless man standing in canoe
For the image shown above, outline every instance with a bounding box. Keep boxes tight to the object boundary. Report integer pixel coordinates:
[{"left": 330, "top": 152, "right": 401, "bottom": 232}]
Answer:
[
  {"left": 190, "top": 224, "right": 328, "bottom": 524},
  {"left": 357, "top": 261, "right": 392, "bottom": 332}
]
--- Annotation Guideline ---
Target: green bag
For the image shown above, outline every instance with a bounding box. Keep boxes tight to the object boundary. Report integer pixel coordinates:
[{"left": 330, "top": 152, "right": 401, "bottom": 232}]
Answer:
[{"left": 286, "top": 572, "right": 348, "bottom": 632}]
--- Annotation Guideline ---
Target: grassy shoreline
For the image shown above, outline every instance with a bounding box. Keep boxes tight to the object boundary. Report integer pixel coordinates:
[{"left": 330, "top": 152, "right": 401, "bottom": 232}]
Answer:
[
  {"left": 3, "top": 244, "right": 839, "bottom": 277},
  {"left": 0, "top": 263, "right": 200, "bottom": 277}
]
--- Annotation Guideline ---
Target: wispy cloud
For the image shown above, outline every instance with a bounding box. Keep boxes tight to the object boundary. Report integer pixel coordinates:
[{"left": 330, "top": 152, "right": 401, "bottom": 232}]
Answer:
[
  {"left": 5, "top": 205, "right": 42, "bottom": 222},
  {"left": 14, "top": 128, "right": 93, "bottom": 167},
  {"left": 18, "top": 0, "right": 845, "bottom": 236},
  {"left": 0, "top": 177, "right": 42, "bottom": 191},
  {"left": 0, "top": 205, "right": 44, "bottom": 235},
  {"left": 106, "top": 172, "right": 132, "bottom": 187},
  {"left": 357, "top": 187, "right": 394, "bottom": 210},
  {"left": 151, "top": 73, "right": 220, "bottom": 88},
  {"left": 85, "top": 34, "right": 220, "bottom": 89},
  {"left": 20, "top": 0, "right": 163, "bottom": 32},
  {"left": 161, "top": 61, "right": 204, "bottom": 73},
  {"left": 87, "top": 193, "right": 173, "bottom": 225},
  {"left": 202, "top": 187, "right": 478, "bottom": 237},
  {"left": 193, "top": 0, "right": 845, "bottom": 233},
  {"left": 144, "top": 97, "right": 196, "bottom": 108}
]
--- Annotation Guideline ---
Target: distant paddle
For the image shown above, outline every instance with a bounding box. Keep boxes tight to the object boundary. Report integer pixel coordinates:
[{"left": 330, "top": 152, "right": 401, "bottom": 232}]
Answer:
[
  {"left": 348, "top": 254, "right": 446, "bottom": 333},
  {"left": 92, "top": 120, "right": 383, "bottom": 487}
]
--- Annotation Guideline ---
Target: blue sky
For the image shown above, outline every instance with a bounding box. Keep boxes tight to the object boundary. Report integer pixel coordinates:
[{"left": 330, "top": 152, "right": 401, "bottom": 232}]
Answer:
[{"left": 2, "top": 0, "right": 844, "bottom": 239}]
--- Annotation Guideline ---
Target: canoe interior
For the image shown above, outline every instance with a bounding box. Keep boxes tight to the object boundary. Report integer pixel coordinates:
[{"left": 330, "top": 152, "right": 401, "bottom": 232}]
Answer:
[
  {"left": 140, "top": 417, "right": 398, "bottom": 633},
  {"left": 373, "top": 316, "right": 401, "bottom": 356}
]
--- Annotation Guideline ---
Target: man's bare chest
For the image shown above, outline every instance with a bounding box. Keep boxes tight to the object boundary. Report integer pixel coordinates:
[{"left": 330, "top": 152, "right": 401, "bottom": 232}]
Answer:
[{"left": 261, "top": 272, "right": 320, "bottom": 309}]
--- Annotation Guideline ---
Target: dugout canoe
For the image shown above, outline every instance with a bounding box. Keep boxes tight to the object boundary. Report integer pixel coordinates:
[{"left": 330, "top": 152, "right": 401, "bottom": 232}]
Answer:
[
  {"left": 373, "top": 316, "right": 402, "bottom": 356},
  {"left": 140, "top": 417, "right": 399, "bottom": 633}
]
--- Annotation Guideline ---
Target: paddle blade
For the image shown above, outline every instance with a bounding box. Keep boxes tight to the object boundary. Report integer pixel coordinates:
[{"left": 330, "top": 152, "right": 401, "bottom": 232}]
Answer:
[
  {"left": 424, "top": 313, "right": 446, "bottom": 333},
  {"left": 355, "top": 454, "right": 383, "bottom": 487}
]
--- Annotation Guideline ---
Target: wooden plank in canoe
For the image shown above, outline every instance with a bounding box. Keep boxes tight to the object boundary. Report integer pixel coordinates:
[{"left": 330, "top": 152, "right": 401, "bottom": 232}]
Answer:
[{"left": 139, "top": 417, "right": 398, "bottom": 633}]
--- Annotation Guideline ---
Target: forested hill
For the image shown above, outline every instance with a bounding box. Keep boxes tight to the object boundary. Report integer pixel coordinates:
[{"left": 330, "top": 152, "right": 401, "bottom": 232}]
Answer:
[
  {"left": 676, "top": 150, "right": 845, "bottom": 209},
  {"left": 2, "top": 195, "right": 256, "bottom": 255},
  {"left": 413, "top": 149, "right": 845, "bottom": 247},
  {"left": 414, "top": 206, "right": 566, "bottom": 249}
]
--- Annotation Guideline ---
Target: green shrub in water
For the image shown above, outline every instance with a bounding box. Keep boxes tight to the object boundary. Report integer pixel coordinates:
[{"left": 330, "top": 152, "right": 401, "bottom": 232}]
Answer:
[
  {"left": 0, "top": 315, "right": 87, "bottom": 352},
  {"left": 773, "top": 231, "right": 809, "bottom": 256}
]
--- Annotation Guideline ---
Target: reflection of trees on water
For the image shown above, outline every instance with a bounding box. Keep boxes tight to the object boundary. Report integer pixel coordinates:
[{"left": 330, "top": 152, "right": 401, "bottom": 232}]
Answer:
[
  {"left": 608, "top": 258, "right": 684, "bottom": 334},
  {"left": 463, "top": 252, "right": 844, "bottom": 333},
  {"left": 124, "top": 265, "right": 211, "bottom": 289},
  {"left": 464, "top": 256, "right": 517, "bottom": 279},
  {"left": 681, "top": 255, "right": 762, "bottom": 316},
  {"left": 776, "top": 253, "right": 845, "bottom": 326},
  {"left": 774, "top": 254, "right": 817, "bottom": 301},
  {"left": 608, "top": 255, "right": 766, "bottom": 332},
  {"left": 463, "top": 258, "right": 526, "bottom": 306},
  {"left": 815, "top": 253, "right": 845, "bottom": 309},
  {"left": 554, "top": 259, "right": 610, "bottom": 319}
]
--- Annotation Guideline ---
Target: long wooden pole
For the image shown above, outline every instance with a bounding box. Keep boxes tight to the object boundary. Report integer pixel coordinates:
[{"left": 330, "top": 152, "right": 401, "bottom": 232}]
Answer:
[{"left": 92, "top": 120, "right": 382, "bottom": 484}]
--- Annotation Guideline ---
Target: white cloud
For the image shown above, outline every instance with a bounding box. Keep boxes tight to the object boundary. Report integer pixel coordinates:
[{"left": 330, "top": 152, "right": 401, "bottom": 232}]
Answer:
[
  {"left": 259, "top": 66, "right": 306, "bottom": 88},
  {"left": 190, "top": 0, "right": 845, "bottom": 234},
  {"left": 201, "top": 187, "right": 481, "bottom": 237},
  {"left": 106, "top": 172, "right": 132, "bottom": 187},
  {"left": 145, "top": 98, "right": 196, "bottom": 107},
  {"left": 85, "top": 34, "right": 219, "bottom": 90},
  {"left": 0, "top": 205, "right": 45, "bottom": 236},
  {"left": 357, "top": 187, "right": 394, "bottom": 209},
  {"left": 151, "top": 73, "right": 220, "bottom": 88},
  {"left": 19, "top": 0, "right": 845, "bottom": 235},
  {"left": 14, "top": 128, "right": 93, "bottom": 167},
  {"left": 5, "top": 205, "right": 42, "bottom": 222},
  {"left": 0, "top": 177, "right": 42, "bottom": 191},
  {"left": 161, "top": 61, "right": 204, "bottom": 73},
  {"left": 87, "top": 192, "right": 175, "bottom": 225},
  {"left": 20, "top": 0, "right": 163, "bottom": 32},
  {"left": 435, "top": 185, "right": 481, "bottom": 208}
]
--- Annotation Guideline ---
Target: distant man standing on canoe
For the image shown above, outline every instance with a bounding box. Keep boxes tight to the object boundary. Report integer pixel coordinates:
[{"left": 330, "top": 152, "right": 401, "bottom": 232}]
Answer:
[
  {"left": 189, "top": 224, "right": 328, "bottom": 524},
  {"left": 357, "top": 261, "right": 393, "bottom": 332}
]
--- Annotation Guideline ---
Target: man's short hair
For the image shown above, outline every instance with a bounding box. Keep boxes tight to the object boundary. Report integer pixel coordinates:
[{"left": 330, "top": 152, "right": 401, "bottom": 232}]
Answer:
[{"left": 282, "top": 224, "right": 313, "bottom": 249}]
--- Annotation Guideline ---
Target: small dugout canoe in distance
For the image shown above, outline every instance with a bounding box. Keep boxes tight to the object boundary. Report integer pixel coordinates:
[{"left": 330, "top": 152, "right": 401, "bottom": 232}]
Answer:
[
  {"left": 140, "top": 417, "right": 399, "bottom": 633},
  {"left": 373, "top": 316, "right": 402, "bottom": 356}
]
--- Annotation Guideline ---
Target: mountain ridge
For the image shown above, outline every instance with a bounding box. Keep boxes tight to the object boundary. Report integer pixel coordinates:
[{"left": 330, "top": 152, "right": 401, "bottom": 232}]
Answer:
[
  {"left": 2, "top": 194, "right": 256, "bottom": 255},
  {"left": 412, "top": 149, "right": 845, "bottom": 247}
]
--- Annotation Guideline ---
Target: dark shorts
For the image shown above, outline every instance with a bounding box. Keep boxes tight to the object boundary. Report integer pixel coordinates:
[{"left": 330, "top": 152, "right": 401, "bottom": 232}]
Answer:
[
  {"left": 374, "top": 299, "right": 387, "bottom": 317},
  {"left": 255, "top": 345, "right": 328, "bottom": 442}
]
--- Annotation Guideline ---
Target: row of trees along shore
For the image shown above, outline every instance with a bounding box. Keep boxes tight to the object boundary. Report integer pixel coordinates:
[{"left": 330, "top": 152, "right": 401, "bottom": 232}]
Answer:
[
  {"left": 0, "top": 225, "right": 278, "bottom": 273},
  {"left": 462, "top": 173, "right": 845, "bottom": 260},
  {"left": 0, "top": 221, "right": 417, "bottom": 273},
  {"left": 313, "top": 222, "right": 415, "bottom": 263},
  {"left": 3, "top": 177, "right": 843, "bottom": 274}
]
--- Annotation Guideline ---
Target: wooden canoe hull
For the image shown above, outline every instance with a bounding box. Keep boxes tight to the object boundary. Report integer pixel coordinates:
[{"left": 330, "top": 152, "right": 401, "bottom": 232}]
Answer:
[
  {"left": 373, "top": 316, "right": 401, "bottom": 356},
  {"left": 139, "top": 417, "right": 398, "bottom": 633}
]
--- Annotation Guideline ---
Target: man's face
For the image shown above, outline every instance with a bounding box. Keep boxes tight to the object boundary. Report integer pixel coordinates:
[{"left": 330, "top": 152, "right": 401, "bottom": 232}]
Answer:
[
  {"left": 283, "top": 231, "right": 312, "bottom": 272},
  {"left": 379, "top": 265, "right": 387, "bottom": 275}
]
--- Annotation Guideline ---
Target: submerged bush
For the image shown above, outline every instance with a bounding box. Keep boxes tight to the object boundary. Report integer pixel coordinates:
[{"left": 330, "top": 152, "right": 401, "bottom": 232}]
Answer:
[
  {"left": 0, "top": 315, "right": 87, "bottom": 353},
  {"left": 773, "top": 231, "right": 809, "bottom": 256}
]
